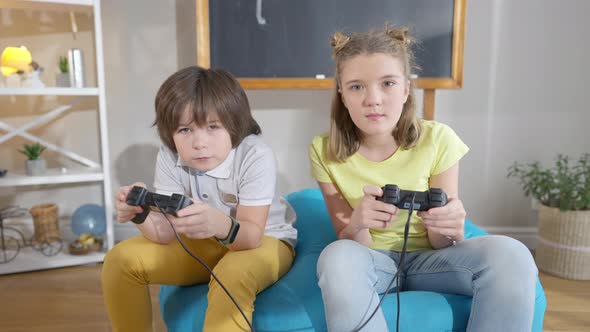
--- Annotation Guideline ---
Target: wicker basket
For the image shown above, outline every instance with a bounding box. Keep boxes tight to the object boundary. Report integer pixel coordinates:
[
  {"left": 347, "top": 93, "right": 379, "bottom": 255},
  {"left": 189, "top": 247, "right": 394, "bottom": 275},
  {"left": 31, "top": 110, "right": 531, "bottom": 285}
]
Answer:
[
  {"left": 29, "top": 203, "right": 60, "bottom": 243},
  {"left": 535, "top": 205, "right": 590, "bottom": 280}
]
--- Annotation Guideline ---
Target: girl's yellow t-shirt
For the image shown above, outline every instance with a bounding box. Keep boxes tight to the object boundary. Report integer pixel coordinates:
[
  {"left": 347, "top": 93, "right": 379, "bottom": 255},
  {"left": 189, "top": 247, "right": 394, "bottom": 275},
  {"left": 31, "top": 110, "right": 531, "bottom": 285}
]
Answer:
[{"left": 309, "top": 120, "right": 469, "bottom": 252}]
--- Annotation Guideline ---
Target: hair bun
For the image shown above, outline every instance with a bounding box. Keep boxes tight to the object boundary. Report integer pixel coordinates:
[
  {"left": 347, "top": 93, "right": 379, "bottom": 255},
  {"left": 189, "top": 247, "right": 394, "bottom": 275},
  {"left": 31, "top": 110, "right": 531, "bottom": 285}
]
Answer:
[
  {"left": 385, "top": 25, "right": 413, "bottom": 46},
  {"left": 330, "top": 32, "right": 351, "bottom": 55}
]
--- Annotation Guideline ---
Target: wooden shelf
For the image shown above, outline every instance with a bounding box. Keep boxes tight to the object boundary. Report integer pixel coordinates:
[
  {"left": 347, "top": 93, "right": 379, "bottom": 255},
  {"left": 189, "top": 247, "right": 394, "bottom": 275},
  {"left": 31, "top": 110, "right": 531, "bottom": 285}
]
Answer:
[
  {"left": 0, "top": 0, "right": 94, "bottom": 12},
  {"left": 0, "top": 246, "right": 105, "bottom": 275},
  {"left": 0, "top": 87, "right": 99, "bottom": 96},
  {"left": 0, "top": 167, "right": 104, "bottom": 187}
]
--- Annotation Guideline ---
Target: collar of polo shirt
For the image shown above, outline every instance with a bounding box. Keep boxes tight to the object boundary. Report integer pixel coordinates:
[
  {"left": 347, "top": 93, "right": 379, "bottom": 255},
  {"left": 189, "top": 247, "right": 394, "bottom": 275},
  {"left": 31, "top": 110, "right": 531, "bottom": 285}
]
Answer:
[{"left": 175, "top": 148, "right": 236, "bottom": 179}]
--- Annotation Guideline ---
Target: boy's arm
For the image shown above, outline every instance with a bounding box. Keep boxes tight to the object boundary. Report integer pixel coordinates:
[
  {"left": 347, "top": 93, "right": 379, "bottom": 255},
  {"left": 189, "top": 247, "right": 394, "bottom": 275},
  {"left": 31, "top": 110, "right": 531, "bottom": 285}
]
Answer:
[
  {"left": 114, "top": 182, "right": 177, "bottom": 244},
  {"left": 224, "top": 142, "right": 277, "bottom": 250},
  {"left": 224, "top": 204, "right": 270, "bottom": 250},
  {"left": 136, "top": 212, "right": 176, "bottom": 244},
  {"left": 142, "top": 145, "right": 186, "bottom": 244}
]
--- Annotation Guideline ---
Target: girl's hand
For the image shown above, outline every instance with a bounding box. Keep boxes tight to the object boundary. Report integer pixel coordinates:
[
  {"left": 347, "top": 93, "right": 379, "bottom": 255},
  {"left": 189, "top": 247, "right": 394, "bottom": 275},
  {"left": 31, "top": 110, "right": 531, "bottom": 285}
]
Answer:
[
  {"left": 114, "top": 182, "right": 145, "bottom": 223},
  {"left": 350, "top": 185, "right": 399, "bottom": 231},
  {"left": 173, "top": 200, "right": 229, "bottom": 239},
  {"left": 417, "top": 198, "right": 466, "bottom": 241}
]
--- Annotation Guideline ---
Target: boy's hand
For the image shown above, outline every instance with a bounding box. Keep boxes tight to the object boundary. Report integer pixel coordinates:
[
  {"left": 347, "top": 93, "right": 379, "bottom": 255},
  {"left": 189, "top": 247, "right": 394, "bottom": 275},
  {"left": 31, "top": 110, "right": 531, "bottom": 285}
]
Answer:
[
  {"left": 114, "top": 182, "right": 146, "bottom": 223},
  {"left": 173, "top": 199, "right": 230, "bottom": 239},
  {"left": 350, "top": 185, "right": 399, "bottom": 231}
]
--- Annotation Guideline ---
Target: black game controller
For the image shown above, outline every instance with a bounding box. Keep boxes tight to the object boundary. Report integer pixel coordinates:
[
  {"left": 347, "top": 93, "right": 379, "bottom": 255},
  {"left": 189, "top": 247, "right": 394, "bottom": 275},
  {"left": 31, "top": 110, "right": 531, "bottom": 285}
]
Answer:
[
  {"left": 377, "top": 184, "right": 447, "bottom": 211},
  {"left": 126, "top": 186, "right": 193, "bottom": 224}
]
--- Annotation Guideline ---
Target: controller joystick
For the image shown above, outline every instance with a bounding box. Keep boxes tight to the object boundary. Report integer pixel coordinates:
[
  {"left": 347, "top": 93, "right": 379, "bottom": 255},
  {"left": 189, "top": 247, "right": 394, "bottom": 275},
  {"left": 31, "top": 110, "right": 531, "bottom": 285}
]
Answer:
[
  {"left": 126, "top": 186, "right": 193, "bottom": 224},
  {"left": 377, "top": 184, "right": 447, "bottom": 211}
]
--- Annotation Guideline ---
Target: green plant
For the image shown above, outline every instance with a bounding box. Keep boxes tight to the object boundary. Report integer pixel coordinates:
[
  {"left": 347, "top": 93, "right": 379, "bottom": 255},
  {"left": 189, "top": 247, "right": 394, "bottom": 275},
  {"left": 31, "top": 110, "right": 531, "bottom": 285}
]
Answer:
[
  {"left": 58, "top": 56, "right": 68, "bottom": 73},
  {"left": 508, "top": 154, "right": 590, "bottom": 211},
  {"left": 18, "top": 142, "right": 46, "bottom": 161}
]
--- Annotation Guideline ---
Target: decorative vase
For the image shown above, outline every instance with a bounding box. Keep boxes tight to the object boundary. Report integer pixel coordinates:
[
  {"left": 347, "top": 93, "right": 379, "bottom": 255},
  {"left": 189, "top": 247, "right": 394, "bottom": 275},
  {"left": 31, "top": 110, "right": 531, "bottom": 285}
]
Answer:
[
  {"left": 29, "top": 203, "right": 60, "bottom": 243},
  {"left": 535, "top": 205, "right": 590, "bottom": 280},
  {"left": 67, "top": 48, "right": 85, "bottom": 88},
  {"left": 26, "top": 159, "right": 46, "bottom": 176},
  {"left": 55, "top": 73, "right": 70, "bottom": 87}
]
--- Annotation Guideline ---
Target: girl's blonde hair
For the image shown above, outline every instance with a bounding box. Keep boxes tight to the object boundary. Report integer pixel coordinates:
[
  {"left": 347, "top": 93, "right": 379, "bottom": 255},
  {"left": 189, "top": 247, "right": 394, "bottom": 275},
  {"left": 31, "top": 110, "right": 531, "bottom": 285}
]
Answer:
[{"left": 328, "top": 25, "right": 422, "bottom": 162}]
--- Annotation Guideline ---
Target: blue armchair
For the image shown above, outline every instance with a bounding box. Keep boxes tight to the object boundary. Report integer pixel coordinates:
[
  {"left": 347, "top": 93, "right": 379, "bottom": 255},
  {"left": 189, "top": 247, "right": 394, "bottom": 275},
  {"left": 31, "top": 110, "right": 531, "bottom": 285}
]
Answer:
[{"left": 159, "top": 188, "right": 546, "bottom": 331}]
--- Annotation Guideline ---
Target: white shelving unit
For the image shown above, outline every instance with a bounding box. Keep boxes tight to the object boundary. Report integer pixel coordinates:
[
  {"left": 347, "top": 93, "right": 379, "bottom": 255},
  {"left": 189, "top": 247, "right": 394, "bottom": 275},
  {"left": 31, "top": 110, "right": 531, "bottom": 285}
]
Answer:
[
  {"left": 0, "top": 87, "right": 99, "bottom": 96},
  {"left": 3, "top": 247, "right": 106, "bottom": 272},
  {"left": 0, "top": 167, "right": 104, "bottom": 187},
  {"left": 0, "top": 0, "right": 113, "bottom": 275}
]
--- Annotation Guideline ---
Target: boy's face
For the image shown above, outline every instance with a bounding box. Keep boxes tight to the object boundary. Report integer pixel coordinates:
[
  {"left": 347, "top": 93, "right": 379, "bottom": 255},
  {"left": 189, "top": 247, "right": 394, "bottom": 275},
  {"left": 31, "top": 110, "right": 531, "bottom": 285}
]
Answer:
[
  {"left": 172, "top": 109, "right": 232, "bottom": 172},
  {"left": 339, "top": 53, "right": 409, "bottom": 139}
]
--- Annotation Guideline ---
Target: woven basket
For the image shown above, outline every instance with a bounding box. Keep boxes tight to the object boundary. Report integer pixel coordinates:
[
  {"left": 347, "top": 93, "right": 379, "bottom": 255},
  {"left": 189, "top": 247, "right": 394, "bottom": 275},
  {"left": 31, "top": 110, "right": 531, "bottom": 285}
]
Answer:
[
  {"left": 535, "top": 205, "right": 590, "bottom": 280},
  {"left": 29, "top": 203, "right": 60, "bottom": 243}
]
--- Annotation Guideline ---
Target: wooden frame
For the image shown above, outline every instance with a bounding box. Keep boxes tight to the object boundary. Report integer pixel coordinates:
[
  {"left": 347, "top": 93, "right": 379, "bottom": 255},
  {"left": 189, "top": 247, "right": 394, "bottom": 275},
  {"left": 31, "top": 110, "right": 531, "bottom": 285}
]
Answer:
[{"left": 195, "top": 0, "right": 466, "bottom": 119}]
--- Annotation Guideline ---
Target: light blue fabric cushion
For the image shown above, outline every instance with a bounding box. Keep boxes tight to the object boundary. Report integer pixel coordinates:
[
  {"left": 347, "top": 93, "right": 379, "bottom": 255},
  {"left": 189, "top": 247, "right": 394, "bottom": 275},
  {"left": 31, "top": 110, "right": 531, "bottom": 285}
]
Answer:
[{"left": 159, "top": 188, "right": 546, "bottom": 331}]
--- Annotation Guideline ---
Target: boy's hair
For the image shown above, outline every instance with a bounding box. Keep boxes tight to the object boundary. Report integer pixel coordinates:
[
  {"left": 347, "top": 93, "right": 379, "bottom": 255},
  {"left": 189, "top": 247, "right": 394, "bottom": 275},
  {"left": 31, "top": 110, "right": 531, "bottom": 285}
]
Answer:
[
  {"left": 153, "top": 66, "right": 261, "bottom": 152},
  {"left": 328, "top": 25, "right": 422, "bottom": 162}
]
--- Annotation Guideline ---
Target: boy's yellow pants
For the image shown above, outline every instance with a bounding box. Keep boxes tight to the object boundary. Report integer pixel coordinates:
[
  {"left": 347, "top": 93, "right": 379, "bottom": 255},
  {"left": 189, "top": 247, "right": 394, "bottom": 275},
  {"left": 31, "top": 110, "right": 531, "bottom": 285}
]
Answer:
[{"left": 101, "top": 235, "right": 294, "bottom": 332}]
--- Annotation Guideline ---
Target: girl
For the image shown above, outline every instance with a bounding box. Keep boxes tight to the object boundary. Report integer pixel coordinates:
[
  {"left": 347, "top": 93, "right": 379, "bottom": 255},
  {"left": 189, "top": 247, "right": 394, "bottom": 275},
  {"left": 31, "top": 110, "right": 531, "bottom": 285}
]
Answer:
[
  {"left": 309, "top": 26, "right": 538, "bottom": 332},
  {"left": 102, "top": 66, "right": 297, "bottom": 332}
]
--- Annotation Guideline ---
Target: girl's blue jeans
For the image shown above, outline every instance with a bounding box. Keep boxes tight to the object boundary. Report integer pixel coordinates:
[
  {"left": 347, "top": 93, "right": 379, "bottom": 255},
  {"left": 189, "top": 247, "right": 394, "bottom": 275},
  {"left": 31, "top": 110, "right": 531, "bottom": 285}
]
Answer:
[{"left": 317, "top": 235, "right": 538, "bottom": 332}]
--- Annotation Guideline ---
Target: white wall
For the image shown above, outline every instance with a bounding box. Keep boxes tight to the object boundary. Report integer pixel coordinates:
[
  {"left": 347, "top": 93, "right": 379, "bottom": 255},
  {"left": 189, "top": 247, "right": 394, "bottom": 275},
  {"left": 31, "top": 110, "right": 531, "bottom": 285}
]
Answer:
[
  {"left": 102, "top": 0, "right": 176, "bottom": 188},
  {"left": 428, "top": 0, "right": 590, "bottom": 246},
  {"left": 2, "top": 0, "right": 589, "bottom": 246},
  {"left": 489, "top": 0, "right": 590, "bottom": 227}
]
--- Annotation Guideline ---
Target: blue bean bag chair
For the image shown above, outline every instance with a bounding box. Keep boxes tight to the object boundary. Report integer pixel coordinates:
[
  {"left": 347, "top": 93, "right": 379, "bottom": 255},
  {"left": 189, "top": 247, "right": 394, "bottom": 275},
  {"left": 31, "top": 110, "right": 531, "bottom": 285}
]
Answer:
[{"left": 159, "top": 188, "right": 547, "bottom": 331}]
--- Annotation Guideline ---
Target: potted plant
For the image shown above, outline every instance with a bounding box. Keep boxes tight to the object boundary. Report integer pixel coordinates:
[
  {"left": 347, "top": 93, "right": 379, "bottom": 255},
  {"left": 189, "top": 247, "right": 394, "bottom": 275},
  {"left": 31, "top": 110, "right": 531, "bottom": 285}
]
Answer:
[
  {"left": 55, "top": 55, "right": 70, "bottom": 87},
  {"left": 508, "top": 153, "right": 590, "bottom": 279},
  {"left": 18, "top": 142, "right": 47, "bottom": 176}
]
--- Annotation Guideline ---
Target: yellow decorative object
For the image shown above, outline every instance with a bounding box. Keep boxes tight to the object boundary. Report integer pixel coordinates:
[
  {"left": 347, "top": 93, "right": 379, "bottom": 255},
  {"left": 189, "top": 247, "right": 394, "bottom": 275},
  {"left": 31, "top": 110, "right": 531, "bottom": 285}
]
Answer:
[
  {"left": 78, "top": 233, "right": 96, "bottom": 245},
  {"left": 69, "top": 233, "right": 102, "bottom": 255},
  {"left": 1, "top": 46, "right": 32, "bottom": 77}
]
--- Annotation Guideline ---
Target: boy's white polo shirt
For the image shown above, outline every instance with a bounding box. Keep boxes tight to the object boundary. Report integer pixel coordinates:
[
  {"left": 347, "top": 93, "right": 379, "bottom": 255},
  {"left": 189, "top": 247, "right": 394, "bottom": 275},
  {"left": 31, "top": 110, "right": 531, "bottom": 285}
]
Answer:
[{"left": 153, "top": 134, "right": 297, "bottom": 247}]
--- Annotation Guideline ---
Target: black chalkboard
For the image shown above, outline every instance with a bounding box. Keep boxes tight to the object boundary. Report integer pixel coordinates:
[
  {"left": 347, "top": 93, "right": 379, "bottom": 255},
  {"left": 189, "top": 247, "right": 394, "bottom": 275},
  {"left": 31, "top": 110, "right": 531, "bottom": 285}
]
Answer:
[{"left": 196, "top": 0, "right": 465, "bottom": 90}]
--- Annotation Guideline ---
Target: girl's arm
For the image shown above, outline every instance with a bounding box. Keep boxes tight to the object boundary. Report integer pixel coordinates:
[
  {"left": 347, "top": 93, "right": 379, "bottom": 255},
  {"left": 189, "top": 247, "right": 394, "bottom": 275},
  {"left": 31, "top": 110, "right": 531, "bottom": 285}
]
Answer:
[
  {"left": 420, "top": 162, "right": 467, "bottom": 249},
  {"left": 317, "top": 182, "right": 397, "bottom": 247},
  {"left": 318, "top": 182, "right": 372, "bottom": 246}
]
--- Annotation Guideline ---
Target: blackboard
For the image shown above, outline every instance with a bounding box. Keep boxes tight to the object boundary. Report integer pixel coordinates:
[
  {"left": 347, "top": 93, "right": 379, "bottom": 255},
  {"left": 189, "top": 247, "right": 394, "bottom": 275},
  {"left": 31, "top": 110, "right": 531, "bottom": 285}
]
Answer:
[{"left": 196, "top": 0, "right": 465, "bottom": 90}]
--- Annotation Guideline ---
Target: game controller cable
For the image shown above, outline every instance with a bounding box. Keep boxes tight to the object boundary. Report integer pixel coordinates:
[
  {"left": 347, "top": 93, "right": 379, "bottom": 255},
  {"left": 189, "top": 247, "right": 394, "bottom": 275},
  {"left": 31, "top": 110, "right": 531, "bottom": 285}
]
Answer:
[
  {"left": 153, "top": 201, "right": 256, "bottom": 332},
  {"left": 351, "top": 192, "right": 417, "bottom": 332}
]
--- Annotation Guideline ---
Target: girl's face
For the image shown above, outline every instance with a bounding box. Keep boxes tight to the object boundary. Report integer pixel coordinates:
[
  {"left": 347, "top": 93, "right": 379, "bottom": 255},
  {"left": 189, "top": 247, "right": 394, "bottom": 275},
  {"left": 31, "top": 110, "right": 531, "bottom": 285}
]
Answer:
[
  {"left": 339, "top": 53, "right": 409, "bottom": 139},
  {"left": 173, "top": 108, "right": 233, "bottom": 172}
]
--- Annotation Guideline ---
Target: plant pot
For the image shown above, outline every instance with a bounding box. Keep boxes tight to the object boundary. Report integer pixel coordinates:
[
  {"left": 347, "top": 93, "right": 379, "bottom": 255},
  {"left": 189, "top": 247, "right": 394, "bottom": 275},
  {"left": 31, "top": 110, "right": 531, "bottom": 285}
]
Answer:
[
  {"left": 535, "top": 205, "right": 590, "bottom": 280},
  {"left": 55, "top": 72, "right": 70, "bottom": 87},
  {"left": 26, "top": 159, "right": 46, "bottom": 176}
]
